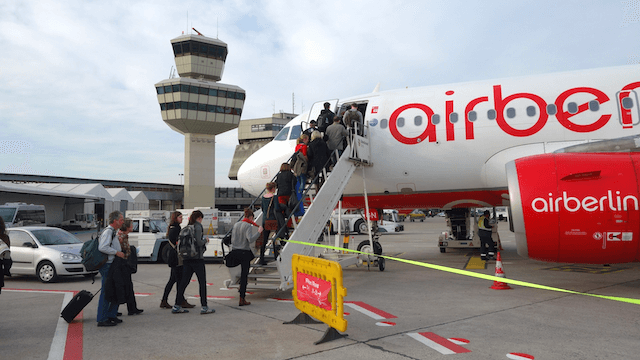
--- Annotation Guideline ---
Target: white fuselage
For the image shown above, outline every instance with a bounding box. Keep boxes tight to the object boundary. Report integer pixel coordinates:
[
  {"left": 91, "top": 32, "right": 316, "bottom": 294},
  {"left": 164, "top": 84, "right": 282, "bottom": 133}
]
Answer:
[{"left": 238, "top": 65, "right": 640, "bottom": 209}]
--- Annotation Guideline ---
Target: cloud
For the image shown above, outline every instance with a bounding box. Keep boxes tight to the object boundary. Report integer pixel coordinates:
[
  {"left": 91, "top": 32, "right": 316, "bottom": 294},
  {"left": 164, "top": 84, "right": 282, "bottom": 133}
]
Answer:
[{"left": 0, "top": 0, "right": 638, "bottom": 190}]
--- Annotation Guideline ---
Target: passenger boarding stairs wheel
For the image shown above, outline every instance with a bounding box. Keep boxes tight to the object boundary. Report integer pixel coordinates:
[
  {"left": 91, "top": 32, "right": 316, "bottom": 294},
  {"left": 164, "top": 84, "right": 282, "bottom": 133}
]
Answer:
[{"left": 356, "top": 240, "right": 385, "bottom": 271}]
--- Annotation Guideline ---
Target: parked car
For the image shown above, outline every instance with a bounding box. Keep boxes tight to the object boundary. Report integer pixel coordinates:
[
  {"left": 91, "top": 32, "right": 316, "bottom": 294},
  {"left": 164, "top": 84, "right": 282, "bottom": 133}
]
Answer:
[
  {"left": 408, "top": 210, "right": 426, "bottom": 222},
  {"left": 6, "top": 226, "right": 97, "bottom": 283}
]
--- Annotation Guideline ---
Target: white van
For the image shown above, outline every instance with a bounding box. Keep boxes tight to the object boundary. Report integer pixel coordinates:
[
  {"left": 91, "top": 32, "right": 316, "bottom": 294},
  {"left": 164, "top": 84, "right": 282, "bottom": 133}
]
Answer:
[{"left": 0, "top": 203, "right": 46, "bottom": 228}]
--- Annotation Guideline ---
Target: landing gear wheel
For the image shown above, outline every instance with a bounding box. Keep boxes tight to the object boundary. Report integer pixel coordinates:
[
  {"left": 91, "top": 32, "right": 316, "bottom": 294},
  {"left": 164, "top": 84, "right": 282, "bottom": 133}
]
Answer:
[
  {"left": 37, "top": 261, "right": 58, "bottom": 283},
  {"left": 357, "top": 240, "right": 382, "bottom": 255},
  {"left": 378, "top": 257, "right": 385, "bottom": 271},
  {"left": 355, "top": 219, "right": 368, "bottom": 234}
]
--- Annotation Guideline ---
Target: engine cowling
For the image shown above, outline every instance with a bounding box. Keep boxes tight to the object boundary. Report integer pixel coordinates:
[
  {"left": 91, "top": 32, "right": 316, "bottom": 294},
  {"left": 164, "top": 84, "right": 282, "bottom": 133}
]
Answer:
[{"left": 506, "top": 153, "right": 640, "bottom": 264}]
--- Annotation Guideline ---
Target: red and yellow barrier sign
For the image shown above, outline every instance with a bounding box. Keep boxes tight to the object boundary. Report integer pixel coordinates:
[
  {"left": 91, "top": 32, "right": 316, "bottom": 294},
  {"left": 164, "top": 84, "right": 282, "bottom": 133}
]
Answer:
[{"left": 292, "top": 254, "right": 347, "bottom": 333}]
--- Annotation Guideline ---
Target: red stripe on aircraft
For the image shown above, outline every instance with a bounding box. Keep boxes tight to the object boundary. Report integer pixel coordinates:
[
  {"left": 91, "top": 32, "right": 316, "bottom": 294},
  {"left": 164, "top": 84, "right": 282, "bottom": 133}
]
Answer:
[{"left": 342, "top": 189, "right": 508, "bottom": 210}]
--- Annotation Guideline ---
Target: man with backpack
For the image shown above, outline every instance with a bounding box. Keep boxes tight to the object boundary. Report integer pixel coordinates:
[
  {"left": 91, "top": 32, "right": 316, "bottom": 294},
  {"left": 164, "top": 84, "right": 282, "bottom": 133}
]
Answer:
[
  {"left": 96, "top": 211, "right": 125, "bottom": 327},
  {"left": 317, "top": 102, "right": 335, "bottom": 133}
]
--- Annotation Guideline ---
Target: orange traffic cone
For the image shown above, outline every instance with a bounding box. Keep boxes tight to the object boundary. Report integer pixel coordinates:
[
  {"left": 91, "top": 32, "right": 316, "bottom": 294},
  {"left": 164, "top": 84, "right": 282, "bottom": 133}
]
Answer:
[{"left": 490, "top": 252, "right": 512, "bottom": 290}]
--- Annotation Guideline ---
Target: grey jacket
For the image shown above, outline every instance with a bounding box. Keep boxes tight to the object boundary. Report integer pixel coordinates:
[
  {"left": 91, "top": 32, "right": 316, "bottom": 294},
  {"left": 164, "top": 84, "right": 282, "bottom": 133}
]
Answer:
[
  {"left": 325, "top": 122, "right": 348, "bottom": 151},
  {"left": 230, "top": 221, "right": 260, "bottom": 251}
]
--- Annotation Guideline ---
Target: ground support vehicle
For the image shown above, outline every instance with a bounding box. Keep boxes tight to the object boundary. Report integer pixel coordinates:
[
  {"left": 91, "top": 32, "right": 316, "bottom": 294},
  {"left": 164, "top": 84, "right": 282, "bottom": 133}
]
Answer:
[
  {"left": 408, "top": 210, "right": 426, "bottom": 222},
  {"left": 6, "top": 226, "right": 97, "bottom": 282},
  {"left": 438, "top": 208, "right": 501, "bottom": 253},
  {"left": 329, "top": 209, "right": 403, "bottom": 235},
  {"left": 59, "top": 213, "right": 97, "bottom": 230}
]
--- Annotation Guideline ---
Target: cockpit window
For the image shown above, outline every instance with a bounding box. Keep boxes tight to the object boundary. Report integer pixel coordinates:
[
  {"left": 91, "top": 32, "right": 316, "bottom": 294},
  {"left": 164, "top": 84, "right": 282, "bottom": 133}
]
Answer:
[
  {"left": 289, "top": 125, "right": 302, "bottom": 140},
  {"left": 274, "top": 127, "right": 290, "bottom": 141}
]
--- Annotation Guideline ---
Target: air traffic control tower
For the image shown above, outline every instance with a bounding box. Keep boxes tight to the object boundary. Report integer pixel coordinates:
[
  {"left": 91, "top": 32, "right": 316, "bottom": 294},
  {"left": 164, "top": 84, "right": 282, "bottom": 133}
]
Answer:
[{"left": 155, "top": 32, "right": 245, "bottom": 208}]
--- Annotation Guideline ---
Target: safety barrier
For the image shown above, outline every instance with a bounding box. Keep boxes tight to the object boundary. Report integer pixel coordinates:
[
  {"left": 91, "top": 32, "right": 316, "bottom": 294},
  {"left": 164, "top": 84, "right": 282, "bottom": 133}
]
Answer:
[{"left": 285, "top": 254, "right": 348, "bottom": 344}]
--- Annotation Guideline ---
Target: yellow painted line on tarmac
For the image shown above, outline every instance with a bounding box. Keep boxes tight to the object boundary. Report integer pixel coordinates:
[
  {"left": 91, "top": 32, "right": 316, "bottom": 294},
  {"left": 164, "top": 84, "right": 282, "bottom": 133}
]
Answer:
[
  {"left": 465, "top": 256, "right": 486, "bottom": 270},
  {"left": 284, "top": 239, "right": 640, "bottom": 305}
]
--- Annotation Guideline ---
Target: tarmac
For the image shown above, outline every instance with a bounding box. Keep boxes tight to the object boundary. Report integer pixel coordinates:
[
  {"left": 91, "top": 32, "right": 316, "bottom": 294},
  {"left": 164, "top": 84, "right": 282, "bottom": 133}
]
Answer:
[{"left": 2, "top": 218, "right": 640, "bottom": 359}]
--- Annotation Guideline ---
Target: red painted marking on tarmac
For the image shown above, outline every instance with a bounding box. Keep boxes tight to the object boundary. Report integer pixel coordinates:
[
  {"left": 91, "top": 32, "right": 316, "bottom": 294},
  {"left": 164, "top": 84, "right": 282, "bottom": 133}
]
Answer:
[
  {"left": 344, "top": 312, "right": 350, "bottom": 316},
  {"left": 448, "top": 338, "right": 470, "bottom": 345},
  {"left": 134, "top": 293, "right": 154, "bottom": 296},
  {"left": 375, "top": 321, "right": 396, "bottom": 326},
  {"left": 192, "top": 295, "right": 235, "bottom": 300},
  {"left": 344, "top": 301, "right": 397, "bottom": 319},
  {"left": 408, "top": 332, "right": 471, "bottom": 354},
  {"left": 507, "top": 353, "right": 535, "bottom": 360},
  {"left": 64, "top": 308, "right": 83, "bottom": 360}
]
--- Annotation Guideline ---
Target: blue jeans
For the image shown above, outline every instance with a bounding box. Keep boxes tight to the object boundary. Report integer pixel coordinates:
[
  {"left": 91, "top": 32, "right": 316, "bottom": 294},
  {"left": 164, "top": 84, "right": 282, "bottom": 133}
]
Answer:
[
  {"left": 97, "top": 262, "right": 118, "bottom": 322},
  {"left": 295, "top": 175, "right": 306, "bottom": 216}
]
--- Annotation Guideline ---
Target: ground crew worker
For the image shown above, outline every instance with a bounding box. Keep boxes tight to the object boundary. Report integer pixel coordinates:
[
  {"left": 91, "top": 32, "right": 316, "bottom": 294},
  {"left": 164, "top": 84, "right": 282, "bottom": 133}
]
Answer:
[{"left": 478, "top": 210, "right": 495, "bottom": 260}]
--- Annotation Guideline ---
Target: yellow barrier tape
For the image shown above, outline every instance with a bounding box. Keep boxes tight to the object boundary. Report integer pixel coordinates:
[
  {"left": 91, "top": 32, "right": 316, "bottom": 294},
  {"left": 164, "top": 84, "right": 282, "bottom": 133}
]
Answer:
[{"left": 283, "top": 239, "right": 640, "bottom": 305}]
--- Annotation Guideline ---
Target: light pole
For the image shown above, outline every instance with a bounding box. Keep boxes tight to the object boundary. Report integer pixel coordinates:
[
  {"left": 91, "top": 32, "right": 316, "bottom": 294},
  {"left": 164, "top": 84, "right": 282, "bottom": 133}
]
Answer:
[{"left": 179, "top": 173, "right": 184, "bottom": 186}]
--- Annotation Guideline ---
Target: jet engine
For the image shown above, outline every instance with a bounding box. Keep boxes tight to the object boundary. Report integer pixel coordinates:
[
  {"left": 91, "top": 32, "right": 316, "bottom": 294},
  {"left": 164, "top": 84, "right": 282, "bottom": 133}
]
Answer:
[{"left": 506, "top": 153, "right": 640, "bottom": 264}]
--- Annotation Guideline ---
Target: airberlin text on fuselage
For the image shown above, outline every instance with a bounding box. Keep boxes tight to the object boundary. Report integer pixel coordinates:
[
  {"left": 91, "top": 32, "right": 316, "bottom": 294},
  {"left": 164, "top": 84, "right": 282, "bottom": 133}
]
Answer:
[
  {"left": 531, "top": 191, "right": 639, "bottom": 213},
  {"left": 388, "top": 81, "right": 640, "bottom": 145}
]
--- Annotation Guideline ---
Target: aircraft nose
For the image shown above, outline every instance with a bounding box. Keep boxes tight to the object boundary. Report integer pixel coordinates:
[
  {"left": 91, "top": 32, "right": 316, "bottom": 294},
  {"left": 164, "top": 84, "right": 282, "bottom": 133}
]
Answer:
[{"left": 237, "top": 152, "right": 262, "bottom": 197}]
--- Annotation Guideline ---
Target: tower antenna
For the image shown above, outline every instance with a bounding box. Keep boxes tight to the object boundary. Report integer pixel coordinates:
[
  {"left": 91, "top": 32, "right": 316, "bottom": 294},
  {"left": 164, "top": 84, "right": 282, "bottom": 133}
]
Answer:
[{"left": 292, "top": 93, "right": 295, "bottom": 113}]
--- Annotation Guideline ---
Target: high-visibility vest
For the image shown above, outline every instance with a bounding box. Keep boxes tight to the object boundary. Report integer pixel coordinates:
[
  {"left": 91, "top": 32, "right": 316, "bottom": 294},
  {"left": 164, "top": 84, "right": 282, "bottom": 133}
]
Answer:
[{"left": 478, "top": 216, "right": 491, "bottom": 231}]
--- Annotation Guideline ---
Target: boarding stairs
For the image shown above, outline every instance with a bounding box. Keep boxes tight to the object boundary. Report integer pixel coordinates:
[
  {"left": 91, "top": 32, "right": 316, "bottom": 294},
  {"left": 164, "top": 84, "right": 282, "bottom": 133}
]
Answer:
[{"left": 224, "top": 124, "right": 372, "bottom": 291}]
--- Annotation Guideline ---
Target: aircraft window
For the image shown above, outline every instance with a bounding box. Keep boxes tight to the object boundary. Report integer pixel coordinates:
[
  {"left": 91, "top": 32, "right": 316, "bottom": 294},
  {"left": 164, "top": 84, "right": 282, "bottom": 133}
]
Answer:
[
  {"left": 622, "top": 97, "right": 634, "bottom": 110},
  {"left": 380, "top": 119, "right": 388, "bottom": 129},
  {"left": 432, "top": 114, "right": 441, "bottom": 124},
  {"left": 274, "top": 127, "right": 290, "bottom": 141},
  {"left": 397, "top": 117, "right": 405, "bottom": 127},
  {"left": 567, "top": 102, "right": 578, "bottom": 114},
  {"left": 468, "top": 111, "right": 477, "bottom": 122},
  {"left": 414, "top": 116, "right": 422, "bottom": 126},
  {"left": 450, "top": 113, "right": 459, "bottom": 123},
  {"left": 487, "top": 109, "right": 496, "bottom": 120},
  {"left": 589, "top": 100, "right": 600, "bottom": 111},
  {"left": 506, "top": 108, "right": 516, "bottom": 119},
  {"left": 526, "top": 106, "right": 536, "bottom": 117},
  {"left": 546, "top": 104, "right": 557, "bottom": 115},
  {"left": 289, "top": 125, "right": 302, "bottom": 140}
]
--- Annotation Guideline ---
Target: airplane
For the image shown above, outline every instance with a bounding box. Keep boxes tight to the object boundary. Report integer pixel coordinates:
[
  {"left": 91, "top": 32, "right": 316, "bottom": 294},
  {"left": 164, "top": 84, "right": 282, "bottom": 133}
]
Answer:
[{"left": 237, "top": 64, "right": 640, "bottom": 265}]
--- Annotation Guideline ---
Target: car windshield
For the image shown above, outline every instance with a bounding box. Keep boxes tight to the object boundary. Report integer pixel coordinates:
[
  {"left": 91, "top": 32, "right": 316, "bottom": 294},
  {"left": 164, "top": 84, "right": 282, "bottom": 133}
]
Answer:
[
  {"left": 31, "top": 229, "right": 83, "bottom": 245},
  {"left": 149, "top": 220, "right": 168, "bottom": 233}
]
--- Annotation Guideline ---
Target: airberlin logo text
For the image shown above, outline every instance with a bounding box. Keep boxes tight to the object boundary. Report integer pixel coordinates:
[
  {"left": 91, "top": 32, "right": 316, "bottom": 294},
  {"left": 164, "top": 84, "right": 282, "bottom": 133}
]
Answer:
[
  {"left": 531, "top": 191, "right": 639, "bottom": 213},
  {"left": 388, "top": 81, "right": 640, "bottom": 145}
]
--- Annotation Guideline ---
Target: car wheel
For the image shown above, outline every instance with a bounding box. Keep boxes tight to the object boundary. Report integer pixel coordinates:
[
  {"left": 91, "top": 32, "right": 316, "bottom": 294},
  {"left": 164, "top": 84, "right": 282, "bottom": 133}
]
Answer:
[
  {"left": 160, "top": 244, "right": 171, "bottom": 264},
  {"left": 355, "top": 219, "right": 368, "bottom": 234},
  {"left": 37, "top": 261, "right": 59, "bottom": 283}
]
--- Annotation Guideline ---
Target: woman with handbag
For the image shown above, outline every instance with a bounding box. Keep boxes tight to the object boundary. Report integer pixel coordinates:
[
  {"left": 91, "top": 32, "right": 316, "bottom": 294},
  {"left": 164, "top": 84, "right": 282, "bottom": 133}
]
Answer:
[
  {"left": 160, "top": 212, "right": 195, "bottom": 309},
  {"left": 117, "top": 218, "right": 143, "bottom": 316},
  {"left": 228, "top": 208, "right": 263, "bottom": 306},
  {"left": 260, "top": 182, "right": 282, "bottom": 265}
]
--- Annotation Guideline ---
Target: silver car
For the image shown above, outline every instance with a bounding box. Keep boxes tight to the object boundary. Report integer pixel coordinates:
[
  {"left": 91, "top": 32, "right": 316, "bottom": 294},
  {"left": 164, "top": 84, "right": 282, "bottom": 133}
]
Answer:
[{"left": 6, "top": 226, "right": 97, "bottom": 283}]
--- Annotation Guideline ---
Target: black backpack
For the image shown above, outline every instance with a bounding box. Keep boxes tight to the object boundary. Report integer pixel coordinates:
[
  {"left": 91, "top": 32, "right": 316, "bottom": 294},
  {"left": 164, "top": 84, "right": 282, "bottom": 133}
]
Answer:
[{"left": 178, "top": 225, "right": 199, "bottom": 260}]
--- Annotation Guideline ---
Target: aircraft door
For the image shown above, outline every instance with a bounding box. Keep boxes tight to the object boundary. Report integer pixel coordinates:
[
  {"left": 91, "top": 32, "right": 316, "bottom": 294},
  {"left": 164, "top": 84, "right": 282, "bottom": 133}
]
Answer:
[
  {"left": 616, "top": 90, "right": 640, "bottom": 129},
  {"left": 308, "top": 99, "right": 339, "bottom": 129}
]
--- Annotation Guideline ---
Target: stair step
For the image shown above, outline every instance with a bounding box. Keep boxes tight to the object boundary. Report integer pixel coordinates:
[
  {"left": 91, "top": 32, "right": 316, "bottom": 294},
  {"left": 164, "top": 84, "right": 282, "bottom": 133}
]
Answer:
[{"left": 247, "top": 274, "right": 281, "bottom": 279}]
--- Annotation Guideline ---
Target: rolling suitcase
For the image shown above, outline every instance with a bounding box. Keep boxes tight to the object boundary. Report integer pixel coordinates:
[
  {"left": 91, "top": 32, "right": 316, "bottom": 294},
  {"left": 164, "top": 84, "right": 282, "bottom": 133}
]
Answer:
[{"left": 61, "top": 289, "right": 100, "bottom": 323}]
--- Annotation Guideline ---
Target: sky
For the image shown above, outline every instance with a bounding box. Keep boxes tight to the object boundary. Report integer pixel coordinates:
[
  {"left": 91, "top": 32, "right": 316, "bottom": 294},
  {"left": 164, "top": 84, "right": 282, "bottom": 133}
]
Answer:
[{"left": 1, "top": 0, "right": 639, "bottom": 187}]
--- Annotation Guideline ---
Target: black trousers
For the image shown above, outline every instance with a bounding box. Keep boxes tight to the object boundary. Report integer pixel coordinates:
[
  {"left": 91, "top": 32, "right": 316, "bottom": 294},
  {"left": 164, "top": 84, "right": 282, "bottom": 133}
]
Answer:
[
  {"left": 162, "top": 265, "right": 183, "bottom": 302},
  {"left": 479, "top": 230, "right": 495, "bottom": 256},
  {"left": 233, "top": 249, "right": 255, "bottom": 299},
  {"left": 260, "top": 231, "right": 280, "bottom": 262},
  {"left": 175, "top": 259, "right": 207, "bottom": 307}
]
